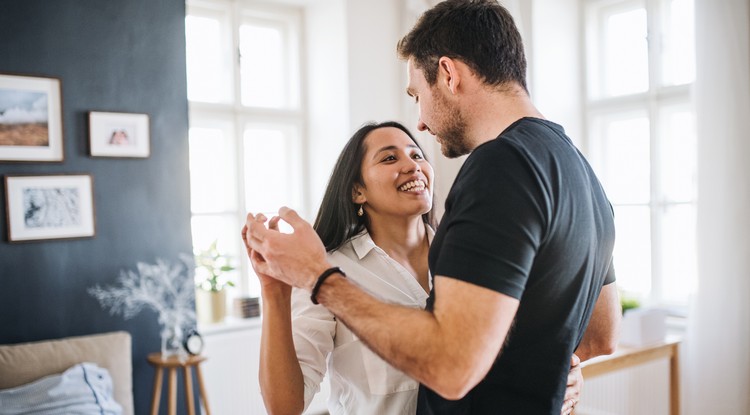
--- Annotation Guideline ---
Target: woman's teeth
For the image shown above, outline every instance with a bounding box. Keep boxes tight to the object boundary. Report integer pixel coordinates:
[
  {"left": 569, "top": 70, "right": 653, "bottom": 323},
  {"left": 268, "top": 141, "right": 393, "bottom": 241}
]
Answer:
[{"left": 399, "top": 180, "right": 426, "bottom": 192}]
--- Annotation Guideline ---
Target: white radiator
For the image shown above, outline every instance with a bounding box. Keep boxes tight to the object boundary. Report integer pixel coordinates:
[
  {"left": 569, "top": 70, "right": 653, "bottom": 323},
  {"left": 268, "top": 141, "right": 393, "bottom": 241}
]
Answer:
[
  {"left": 199, "top": 318, "right": 329, "bottom": 415},
  {"left": 577, "top": 359, "right": 670, "bottom": 415}
]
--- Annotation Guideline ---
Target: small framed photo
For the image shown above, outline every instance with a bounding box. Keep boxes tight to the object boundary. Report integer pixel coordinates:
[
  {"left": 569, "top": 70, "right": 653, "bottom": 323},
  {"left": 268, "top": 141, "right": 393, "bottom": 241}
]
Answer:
[
  {"left": 4, "top": 174, "right": 95, "bottom": 242},
  {"left": 88, "top": 111, "right": 150, "bottom": 158},
  {"left": 0, "top": 73, "right": 64, "bottom": 162}
]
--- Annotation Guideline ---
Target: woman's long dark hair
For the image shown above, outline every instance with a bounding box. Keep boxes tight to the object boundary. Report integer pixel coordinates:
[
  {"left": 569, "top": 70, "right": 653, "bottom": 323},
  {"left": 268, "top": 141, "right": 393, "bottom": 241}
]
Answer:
[{"left": 313, "top": 121, "right": 436, "bottom": 252}]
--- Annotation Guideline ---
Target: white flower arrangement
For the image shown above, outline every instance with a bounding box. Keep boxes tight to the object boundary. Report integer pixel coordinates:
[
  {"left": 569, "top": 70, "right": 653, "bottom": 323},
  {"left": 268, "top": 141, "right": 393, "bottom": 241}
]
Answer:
[{"left": 88, "top": 254, "right": 196, "bottom": 357}]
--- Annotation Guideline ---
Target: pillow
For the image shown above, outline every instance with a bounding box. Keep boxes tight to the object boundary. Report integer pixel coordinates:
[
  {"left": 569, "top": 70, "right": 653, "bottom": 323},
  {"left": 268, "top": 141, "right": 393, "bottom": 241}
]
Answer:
[
  {"left": 0, "top": 363, "right": 122, "bottom": 415},
  {"left": 0, "top": 331, "right": 133, "bottom": 415}
]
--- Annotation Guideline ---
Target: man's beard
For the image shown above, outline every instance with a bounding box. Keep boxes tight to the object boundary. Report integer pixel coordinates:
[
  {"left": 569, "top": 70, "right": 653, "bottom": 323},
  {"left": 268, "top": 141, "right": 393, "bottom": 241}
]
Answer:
[{"left": 433, "top": 89, "right": 472, "bottom": 158}]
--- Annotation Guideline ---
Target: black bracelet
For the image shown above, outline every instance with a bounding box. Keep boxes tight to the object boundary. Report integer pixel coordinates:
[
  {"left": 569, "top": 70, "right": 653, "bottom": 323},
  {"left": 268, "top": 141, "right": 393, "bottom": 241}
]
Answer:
[{"left": 310, "top": 266, "right": 345, "bottom": 305}]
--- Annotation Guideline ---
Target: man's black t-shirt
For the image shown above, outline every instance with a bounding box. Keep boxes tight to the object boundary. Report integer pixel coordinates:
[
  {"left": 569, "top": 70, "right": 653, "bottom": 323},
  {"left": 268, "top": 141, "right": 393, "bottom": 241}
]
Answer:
[{"left": 419, "top": 117, "right": 616, "bottom": 415}]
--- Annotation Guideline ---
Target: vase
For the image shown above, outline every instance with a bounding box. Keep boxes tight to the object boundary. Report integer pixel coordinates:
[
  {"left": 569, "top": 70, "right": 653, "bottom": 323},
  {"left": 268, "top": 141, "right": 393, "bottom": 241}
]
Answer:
[
  {"left": 160, "top": 324, "right": 186, "bottom": 359},
  {"left": 196, "top": 289, "right": 227, "bottom": 324}
]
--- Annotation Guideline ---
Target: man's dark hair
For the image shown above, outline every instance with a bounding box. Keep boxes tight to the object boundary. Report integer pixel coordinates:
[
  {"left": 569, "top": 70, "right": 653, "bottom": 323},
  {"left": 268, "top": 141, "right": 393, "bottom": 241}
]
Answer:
[
  {"left": 397, "top": 0, "right": 527, "bottom": 92},
  {"left": 313, "top": 121, "right": 436, "bottom": 252}
]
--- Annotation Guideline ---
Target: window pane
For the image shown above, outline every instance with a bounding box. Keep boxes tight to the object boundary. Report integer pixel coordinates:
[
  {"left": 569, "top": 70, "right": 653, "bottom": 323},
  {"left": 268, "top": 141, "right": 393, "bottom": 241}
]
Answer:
[
  {"left": 191, "top": 214, "right": 241, "bottom": 288},
  {"left": 189, "top": 125, "right": 238, "bottom": 213},
  {"left": 243, "top": 126, "right": 302, "bottom": 213},
  {"left": 613, "top": 205, "right": 652, "bottom": 297},
  {"left": 185, "top": 14, "right": 232, "bottom": 103},
  {"left": 603, "top": 7, "right": 649, "bottom": 97},
  {"left": 659, "top": 204, "right": 696, "bottom": 304},
  {"left": 661, "top": 0, "right": 695, "bottom": 86},
  {"left": 240, "top": 24, "right": 286, "bottom": 108},
  {"left": 593, "top": 115, "right": 651, "bottom": 204},
  {"left": 659, "top": 107, "right": 696, "bottom": 202}
]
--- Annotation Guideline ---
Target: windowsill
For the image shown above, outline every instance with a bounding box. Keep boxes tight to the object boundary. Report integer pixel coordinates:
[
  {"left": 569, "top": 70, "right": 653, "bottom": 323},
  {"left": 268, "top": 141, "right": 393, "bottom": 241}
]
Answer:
[{"left": 198, "top": 315, "right": 262, "bottom": 336}]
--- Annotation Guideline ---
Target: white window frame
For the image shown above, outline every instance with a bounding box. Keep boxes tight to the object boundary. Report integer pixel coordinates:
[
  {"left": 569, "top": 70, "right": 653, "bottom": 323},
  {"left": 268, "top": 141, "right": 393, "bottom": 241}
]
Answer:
[
  {"left": 186, "top": 0, "right": 307, "bottom": 297},
  {"left": 582, "top": 0, "right": 696, "bottom": 311}
]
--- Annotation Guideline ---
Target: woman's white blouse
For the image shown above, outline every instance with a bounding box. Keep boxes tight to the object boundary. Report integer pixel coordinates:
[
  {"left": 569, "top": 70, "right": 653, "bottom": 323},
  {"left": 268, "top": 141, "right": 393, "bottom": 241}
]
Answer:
[{"left": 292, "top": 228, "right": 433, "bottom": 415}]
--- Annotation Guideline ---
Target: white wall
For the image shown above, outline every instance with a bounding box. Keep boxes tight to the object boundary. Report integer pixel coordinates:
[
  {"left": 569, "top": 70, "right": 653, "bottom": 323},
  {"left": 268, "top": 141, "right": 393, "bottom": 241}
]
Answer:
[
  {"left": 304, "top": 0, "right": 348, "bottom": 219},
  {"left": 345, "top": 0, "right": 404, "bottom": 128},
  {"left": 304, "top": 0, "right": 407, "bottom": 218},
  {"left": 530, "top": 0, "right": 583, "bottom": 146}
]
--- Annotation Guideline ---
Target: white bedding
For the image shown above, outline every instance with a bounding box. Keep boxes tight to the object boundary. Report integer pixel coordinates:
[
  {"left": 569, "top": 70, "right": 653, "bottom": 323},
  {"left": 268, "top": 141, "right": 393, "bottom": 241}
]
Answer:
[{"left": 0, "top": 362, "right": 122, "bottom": 415}]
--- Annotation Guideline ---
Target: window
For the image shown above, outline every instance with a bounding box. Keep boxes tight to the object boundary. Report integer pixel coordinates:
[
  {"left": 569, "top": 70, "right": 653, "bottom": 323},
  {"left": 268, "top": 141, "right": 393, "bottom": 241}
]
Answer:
[
  {"left": 186, "top": 0, "right": 305, "bottom": 296},
  {"left": 583, "top": 0, "right": 696, "bottom": 310}
]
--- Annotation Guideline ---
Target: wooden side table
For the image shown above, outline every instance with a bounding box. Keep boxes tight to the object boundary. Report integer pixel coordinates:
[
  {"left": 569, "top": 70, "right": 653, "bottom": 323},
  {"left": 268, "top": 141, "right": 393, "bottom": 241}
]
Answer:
[{"left": 147, "top": 353, "right": 211, "bottom": 415}]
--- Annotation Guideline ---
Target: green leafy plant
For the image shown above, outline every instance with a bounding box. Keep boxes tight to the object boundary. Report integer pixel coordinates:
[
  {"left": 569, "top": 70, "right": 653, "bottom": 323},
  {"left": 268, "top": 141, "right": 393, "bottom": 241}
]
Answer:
[
  {"left": 620, "top": 291, "right": 641, "bottom": 315},
  {"left": 194, "top": 240, "right": 236, "bottom": 292}
]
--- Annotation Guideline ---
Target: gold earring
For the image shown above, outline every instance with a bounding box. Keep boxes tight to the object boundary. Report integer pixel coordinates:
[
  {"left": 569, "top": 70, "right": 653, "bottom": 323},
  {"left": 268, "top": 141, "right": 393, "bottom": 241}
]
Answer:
[{"left": 357, "top": 205, "right": 364, "bottom": 217}]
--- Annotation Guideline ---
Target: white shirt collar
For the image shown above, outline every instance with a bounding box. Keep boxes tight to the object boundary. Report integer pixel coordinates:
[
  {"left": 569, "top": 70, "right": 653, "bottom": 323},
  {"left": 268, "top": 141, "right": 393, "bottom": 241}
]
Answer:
[{"left": 350, "top": 223, "right": 435, "bottom": 260}]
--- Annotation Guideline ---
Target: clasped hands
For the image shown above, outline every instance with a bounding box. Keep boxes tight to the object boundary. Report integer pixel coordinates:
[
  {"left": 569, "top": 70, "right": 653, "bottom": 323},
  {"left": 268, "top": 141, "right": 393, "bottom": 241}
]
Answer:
[{"left": 241, "top": 207, "right": 331, "bottom": 292}]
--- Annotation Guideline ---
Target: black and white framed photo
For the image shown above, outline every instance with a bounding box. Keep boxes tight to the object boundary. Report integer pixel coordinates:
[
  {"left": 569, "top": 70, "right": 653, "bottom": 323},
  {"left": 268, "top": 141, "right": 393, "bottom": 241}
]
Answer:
[
  {"left": 88, "top": 111, "right": 150, "bottom": 158},
  {"left": 4, "top": 174, "right": 95, "bottom": 242},
  {"left": 0, "top": 73, "right": 63, "bottom": 162}
]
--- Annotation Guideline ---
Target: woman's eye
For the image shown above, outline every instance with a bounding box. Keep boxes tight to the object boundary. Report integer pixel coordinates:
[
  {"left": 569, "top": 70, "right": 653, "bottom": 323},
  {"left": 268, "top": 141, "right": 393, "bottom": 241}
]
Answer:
[
  {"left": 412, "top": 153, "right": 424, "bottom": 159},
  {"left": 382, "top": 155, "right": 396, "bottom": 162}
]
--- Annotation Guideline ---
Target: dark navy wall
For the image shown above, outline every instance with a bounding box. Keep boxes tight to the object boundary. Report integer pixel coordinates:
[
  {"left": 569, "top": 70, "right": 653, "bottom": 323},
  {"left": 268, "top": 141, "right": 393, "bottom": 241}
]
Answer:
[{"left": 0, "top": 1, "right": 193, "bottom": 413}]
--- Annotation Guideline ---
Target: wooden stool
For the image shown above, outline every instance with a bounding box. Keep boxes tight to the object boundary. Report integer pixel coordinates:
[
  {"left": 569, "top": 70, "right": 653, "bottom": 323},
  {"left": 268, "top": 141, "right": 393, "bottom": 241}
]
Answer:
[{"left": 147, "top": 353, "right": 211, "bottom": 415}]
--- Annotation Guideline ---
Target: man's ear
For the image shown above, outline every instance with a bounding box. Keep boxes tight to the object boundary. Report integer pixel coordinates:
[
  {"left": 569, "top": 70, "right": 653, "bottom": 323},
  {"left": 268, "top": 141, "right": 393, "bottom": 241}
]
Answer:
[
  {"left": 438, "top": 56, "right": 461, "bottom": 94},
  {"left": 352, "top": 186, "right": 366, "bottom": 204}
]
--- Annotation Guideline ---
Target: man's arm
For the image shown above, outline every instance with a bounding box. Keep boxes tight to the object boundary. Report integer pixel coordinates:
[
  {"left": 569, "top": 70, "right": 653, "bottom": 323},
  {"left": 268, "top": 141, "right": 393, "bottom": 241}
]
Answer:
[
  {"left": 316, "top": 273, "right": 519, "bottom": 399},
  {"left": 246, "top": 208, "right": 520, "bottom": 399},
  {"left": 575, "top": 282, "right": 621, "bottom": 362}
]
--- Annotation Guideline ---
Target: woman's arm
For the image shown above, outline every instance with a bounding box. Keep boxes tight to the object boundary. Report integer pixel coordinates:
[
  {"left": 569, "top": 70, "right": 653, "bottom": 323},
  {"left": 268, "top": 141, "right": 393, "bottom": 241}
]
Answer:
[
  {"left": 244, "top": 223, "right": 306, "bottom": 414},
  {"left": 259, "top": 284, "right": 306, "bottom": 415}
]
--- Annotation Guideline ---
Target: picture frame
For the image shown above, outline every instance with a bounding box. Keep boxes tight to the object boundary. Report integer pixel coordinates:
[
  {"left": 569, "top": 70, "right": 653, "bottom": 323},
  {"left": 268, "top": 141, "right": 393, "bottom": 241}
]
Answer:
[
  {"left": 0, "top": 73, "right": 64, "bottom": 162},
  {"left": 88, "top": 111, "right": 150, "bottom": 158},
  {"left": 4, "top": 174, "right": 95, "bottom": 242}
]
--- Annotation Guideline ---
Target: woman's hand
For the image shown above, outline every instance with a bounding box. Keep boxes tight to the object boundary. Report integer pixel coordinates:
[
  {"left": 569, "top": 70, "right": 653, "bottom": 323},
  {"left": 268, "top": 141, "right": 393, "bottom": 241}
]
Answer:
[
  {"left": 244, "top": 207, "right": 330, "bottom": 292},
  {"left": 561, "top": 353, "right": 582, "bottom": 415},
  {"left": 241, "top": 215, "right": 291, "bottom": 297}
]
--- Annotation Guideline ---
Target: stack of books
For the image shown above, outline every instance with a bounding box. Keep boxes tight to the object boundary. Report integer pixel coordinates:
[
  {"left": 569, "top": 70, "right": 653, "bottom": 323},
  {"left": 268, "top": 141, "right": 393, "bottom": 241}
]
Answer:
[{"left": 234, "top": 296, "right": 260, "bottom": 318}]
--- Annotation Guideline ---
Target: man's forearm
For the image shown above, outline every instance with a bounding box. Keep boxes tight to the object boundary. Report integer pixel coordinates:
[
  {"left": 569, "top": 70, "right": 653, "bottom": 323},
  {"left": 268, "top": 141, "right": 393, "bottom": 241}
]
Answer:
[
  {"left": 315, "top": 272, "right": 518, "bottom": 399},
  {"left": 315, "top": 273, "right": 446, "bottom": 385}
]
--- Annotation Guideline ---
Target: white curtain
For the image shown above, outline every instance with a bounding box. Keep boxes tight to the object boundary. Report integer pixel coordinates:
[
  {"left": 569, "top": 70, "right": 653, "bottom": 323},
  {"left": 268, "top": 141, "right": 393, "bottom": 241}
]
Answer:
[{"left": 687, "top": 0, "right": 750, "bottom": 413}]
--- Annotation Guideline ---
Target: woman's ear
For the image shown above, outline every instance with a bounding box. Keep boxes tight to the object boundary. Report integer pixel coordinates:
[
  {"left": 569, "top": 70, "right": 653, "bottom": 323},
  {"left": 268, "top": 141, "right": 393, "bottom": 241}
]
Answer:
[{"left": 352, "top": 186, "right": 366, "bottom": 204}]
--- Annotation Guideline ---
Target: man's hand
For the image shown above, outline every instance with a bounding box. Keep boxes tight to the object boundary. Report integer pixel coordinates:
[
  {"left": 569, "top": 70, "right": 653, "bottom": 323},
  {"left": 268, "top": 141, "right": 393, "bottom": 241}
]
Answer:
[
  {"left": 561, "top": 353, "right": 582, "bottom": 415},
  {"left": 244, "top": 207, "right": 331, "bottom": 292}
]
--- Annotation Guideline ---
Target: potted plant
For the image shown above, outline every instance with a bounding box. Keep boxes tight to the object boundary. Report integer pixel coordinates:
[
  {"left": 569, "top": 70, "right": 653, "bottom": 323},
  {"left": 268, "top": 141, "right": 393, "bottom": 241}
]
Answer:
[
  {"left": 194, "top": 240, "right": 235, "bottom": 324},
  {"left": 618, "top": 290, "right": 667, "bottom": 346}
]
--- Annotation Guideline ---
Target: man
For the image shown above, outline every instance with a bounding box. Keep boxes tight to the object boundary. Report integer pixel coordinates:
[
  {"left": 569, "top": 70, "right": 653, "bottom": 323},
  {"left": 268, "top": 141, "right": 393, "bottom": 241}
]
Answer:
[{"left": 245, "top": 1, "right": 620, "bottom": 413}]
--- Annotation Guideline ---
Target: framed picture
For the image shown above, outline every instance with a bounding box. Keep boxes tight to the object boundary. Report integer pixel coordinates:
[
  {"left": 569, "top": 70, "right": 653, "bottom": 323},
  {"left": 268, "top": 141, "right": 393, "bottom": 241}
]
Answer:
[
  {"left": 88, "top": 111, "right": 150, "bottom": 158},
  {"left": 4, "top": 174, "right": 95, "bottom": 242},
  {"left": 0, "top": 73, "right": 63, "bottom": 162}
]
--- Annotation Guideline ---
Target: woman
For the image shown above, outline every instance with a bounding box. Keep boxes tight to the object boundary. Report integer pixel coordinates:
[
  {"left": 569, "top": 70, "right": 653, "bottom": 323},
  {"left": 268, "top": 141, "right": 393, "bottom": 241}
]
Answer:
[{"left": 243, "top": 121, "right": 581, "bottom": 415}]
